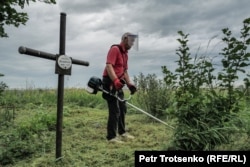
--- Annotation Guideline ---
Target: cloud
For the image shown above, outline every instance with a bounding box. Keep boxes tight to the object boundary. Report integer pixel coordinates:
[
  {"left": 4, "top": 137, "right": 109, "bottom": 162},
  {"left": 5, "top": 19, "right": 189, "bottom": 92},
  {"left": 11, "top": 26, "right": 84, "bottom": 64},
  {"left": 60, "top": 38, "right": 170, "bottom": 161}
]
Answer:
[
  {"left": 59, "top": 0, "right": 116, "bottom": 14},
  {"left": 0, "top": 0, "right": 250, "bottom": 88}
]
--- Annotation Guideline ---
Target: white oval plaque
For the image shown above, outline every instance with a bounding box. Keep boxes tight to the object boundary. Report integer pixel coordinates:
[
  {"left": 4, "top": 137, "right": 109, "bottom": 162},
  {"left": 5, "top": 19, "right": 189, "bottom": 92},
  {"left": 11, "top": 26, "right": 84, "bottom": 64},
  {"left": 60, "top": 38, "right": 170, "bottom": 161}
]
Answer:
[{"left": 58, "top": 55, "right": 72, "bottom": 69}]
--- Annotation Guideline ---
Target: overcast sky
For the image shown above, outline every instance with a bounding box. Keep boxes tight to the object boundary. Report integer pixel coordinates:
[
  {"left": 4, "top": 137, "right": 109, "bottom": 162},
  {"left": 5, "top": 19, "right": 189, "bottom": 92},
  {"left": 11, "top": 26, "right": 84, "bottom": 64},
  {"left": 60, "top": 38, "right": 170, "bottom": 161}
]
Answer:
[{"left": 0, "top": 0, "right": 250, "bottom": 89}]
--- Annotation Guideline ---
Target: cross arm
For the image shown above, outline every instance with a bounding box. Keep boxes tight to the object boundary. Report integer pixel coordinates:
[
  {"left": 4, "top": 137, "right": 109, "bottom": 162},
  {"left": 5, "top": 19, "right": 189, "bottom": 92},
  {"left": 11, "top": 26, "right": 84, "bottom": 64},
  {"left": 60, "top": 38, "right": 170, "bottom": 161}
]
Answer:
[{"left": 18, "top": 46, "right": 89, "bottom": 66}]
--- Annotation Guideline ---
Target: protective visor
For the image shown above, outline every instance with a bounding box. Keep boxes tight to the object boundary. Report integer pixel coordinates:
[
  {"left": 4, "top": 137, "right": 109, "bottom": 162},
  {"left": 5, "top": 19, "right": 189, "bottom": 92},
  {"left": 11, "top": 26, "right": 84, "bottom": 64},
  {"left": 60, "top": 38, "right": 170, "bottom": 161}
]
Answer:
[{"left": 127, "top": 34, "right": 139, "bottom": 51}]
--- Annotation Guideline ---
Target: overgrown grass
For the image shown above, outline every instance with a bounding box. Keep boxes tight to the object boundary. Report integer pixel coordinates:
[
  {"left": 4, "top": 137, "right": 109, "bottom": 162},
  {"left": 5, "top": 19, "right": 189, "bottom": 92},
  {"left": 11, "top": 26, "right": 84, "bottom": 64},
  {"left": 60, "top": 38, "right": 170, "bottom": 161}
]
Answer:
[
  {"left": 0, "top": 88, "right": 173, "bottom": 167},
  {"left": 0, "top": 88, "right": 249, "bottom": 166}
]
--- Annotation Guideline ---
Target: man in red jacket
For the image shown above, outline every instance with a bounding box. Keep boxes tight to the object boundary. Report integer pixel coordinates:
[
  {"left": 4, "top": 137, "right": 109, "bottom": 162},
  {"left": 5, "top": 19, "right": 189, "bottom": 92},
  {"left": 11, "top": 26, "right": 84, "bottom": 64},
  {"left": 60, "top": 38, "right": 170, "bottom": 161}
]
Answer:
[{"left": 102, "top": 32, "right": 138, "bottom": 143}]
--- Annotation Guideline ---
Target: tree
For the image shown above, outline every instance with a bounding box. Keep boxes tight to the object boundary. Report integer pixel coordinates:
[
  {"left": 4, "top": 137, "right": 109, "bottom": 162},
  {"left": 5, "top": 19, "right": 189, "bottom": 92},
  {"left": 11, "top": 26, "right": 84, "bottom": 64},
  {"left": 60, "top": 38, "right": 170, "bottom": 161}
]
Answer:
[{"left": 0, "top": 0, "right": 56, "bottom": 38}]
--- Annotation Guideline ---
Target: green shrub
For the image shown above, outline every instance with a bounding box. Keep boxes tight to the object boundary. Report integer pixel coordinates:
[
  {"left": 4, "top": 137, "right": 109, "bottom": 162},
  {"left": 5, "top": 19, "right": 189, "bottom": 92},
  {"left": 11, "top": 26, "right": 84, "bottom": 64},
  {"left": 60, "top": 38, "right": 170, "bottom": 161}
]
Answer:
[
  {"left": 0, "top": 81, "right": 8, "bottom": 96},
  {"left": 133, "top": 73, "right": 173, "bottom": 117},
  {"left": 163, "top": 17, "right": 250, "bottom": 150}
]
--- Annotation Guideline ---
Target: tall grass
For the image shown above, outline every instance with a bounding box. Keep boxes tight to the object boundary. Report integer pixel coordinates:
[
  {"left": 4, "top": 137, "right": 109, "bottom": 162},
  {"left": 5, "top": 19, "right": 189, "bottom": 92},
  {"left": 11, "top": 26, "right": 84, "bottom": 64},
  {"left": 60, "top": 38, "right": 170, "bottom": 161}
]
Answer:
[
  {"left": 0, "top": 88, "right": 173, "bottom": 166},
  {"left": 1, "top": 88, "right": 106, "bottom": 109},
  {"left": 1, "top": 89, "right": 57, "bottom": 106},
  {"left": 0, "top": 86, "right": 250, "bottom": 166},
  {"left": 64, "top": 88, "right": 106, "bottom": 109}
]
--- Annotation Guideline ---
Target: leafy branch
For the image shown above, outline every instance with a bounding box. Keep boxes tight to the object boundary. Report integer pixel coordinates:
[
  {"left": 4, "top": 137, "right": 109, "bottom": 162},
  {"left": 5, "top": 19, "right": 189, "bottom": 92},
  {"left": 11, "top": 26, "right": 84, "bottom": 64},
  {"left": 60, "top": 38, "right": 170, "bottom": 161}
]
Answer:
[{"left": 0, "top": 0, "right": 56, "bottom": 37}]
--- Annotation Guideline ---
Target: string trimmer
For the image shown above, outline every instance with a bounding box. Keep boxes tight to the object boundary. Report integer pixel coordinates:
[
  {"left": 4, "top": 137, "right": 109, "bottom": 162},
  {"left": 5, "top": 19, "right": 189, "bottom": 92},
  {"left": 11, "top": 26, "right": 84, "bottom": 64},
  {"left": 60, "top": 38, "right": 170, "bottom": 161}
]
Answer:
[{"left": 86, "top": 76, "right": 175, "bottom": 129}]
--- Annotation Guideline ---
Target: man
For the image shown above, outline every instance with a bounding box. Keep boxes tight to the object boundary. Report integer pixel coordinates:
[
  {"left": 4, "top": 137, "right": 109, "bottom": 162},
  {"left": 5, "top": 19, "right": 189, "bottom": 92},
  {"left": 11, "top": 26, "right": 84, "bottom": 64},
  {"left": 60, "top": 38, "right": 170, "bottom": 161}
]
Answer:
[{"left": 102, "top": 32, "right": 138, "bottom": 143}]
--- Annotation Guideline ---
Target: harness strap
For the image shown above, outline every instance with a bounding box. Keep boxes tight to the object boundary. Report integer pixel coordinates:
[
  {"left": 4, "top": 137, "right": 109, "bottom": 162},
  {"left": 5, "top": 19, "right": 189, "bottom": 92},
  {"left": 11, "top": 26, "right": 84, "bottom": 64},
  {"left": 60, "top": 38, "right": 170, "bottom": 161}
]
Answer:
[{"left": 110, "top": 44, "right": 126, "bottom": 79}]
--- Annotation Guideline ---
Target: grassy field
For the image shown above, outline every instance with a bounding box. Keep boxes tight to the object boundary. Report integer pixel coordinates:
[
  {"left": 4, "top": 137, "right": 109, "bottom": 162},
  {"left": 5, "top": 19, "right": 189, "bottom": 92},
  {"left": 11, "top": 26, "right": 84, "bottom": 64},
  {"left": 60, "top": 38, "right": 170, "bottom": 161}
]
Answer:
[
  {"left": 0, "top": 89, "right": 174, "bottom": 167},
  {"left": 0, "top": 88, "right": 249, "bottom": 166}
]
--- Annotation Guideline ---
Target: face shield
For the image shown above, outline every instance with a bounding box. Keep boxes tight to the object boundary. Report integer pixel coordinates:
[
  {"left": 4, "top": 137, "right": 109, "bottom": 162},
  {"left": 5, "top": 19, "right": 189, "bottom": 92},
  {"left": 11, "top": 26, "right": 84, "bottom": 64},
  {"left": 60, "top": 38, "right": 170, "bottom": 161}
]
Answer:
[
  {"left": 122, "top": 33, "right": 139, "bottom": 51},
  {"left": 128, "top": 34, "right": 139, "bottom": 50}
]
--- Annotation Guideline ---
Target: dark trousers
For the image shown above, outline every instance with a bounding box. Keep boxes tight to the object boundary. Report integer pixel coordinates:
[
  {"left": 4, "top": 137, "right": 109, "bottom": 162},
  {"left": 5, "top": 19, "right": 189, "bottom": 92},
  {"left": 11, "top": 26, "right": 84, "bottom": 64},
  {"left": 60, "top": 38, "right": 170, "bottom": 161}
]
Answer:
[{"left": 105, "top": 91, "right": 127, "bottom": 140}]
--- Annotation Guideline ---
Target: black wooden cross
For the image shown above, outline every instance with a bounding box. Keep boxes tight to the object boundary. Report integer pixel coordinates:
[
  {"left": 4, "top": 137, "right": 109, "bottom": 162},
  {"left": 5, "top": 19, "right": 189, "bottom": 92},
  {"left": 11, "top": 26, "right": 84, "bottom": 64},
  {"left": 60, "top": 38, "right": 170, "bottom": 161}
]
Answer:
[{"left": 18, "top": 13, "right": 89, "bottom": 160}]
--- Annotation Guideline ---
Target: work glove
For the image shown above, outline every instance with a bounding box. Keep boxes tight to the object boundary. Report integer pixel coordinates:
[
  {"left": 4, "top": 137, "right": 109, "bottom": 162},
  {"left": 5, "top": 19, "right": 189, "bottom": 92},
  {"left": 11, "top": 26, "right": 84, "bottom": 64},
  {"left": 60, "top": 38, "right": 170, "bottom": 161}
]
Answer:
[
  {"left": 127, "top": 83, "right": 137, "bottom": 95},
  {"left": 113, "top": 78, "right": 124, "bottom": 90}
]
